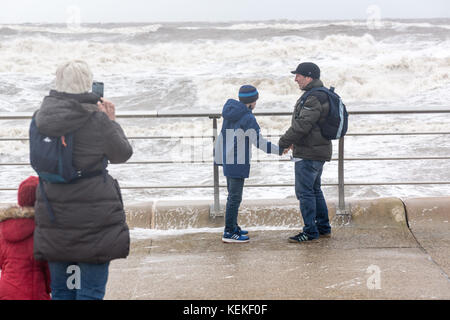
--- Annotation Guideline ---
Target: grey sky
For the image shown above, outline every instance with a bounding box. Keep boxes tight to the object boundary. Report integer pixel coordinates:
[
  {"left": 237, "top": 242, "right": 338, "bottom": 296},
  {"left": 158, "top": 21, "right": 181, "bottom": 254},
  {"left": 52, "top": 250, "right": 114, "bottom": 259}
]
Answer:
[{"left": 0, "top": 0, "right": 449, "bottom": 23}]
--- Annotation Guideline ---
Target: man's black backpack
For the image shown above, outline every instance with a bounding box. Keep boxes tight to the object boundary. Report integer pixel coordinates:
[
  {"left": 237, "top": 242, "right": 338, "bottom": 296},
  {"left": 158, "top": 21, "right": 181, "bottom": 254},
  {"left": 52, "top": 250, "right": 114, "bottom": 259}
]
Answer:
[{"left": 300, "top": 86, "right": 348, "bottom": 140}]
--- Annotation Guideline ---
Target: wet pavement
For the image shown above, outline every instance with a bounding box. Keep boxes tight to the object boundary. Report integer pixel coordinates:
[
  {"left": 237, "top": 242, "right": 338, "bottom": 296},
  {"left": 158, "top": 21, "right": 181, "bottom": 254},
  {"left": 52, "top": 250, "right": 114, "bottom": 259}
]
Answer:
[{"left": 105, "top": 197, "right": 450, "bottom": 300}]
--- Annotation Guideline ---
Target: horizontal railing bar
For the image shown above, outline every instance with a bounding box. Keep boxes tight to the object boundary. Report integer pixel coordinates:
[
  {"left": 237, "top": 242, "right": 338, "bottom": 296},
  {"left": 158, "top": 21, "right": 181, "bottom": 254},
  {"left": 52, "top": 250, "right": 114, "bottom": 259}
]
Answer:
[
  {"left": 0, "top": 136, "right": 215, "bottom": 141},
  {"left": 266, "top": 133, "right": 450, "bottom": 137},
  {"left": 346, "top": 106, "right": 450, "bottom": 115},
  {"left": 2, "top": 156, "right": 450, "bottom": 166},
  {"left": 342, "top": 182, "right": 450, "bottom": 185},
  {"left": 261, "top": 133, "right": 450, "bottom": 138},
  {"left": 118, "top": 182, "right": 450, "bottom": 189},
  {"left": 112, "top": 181, "right": 450, "bottom": 189},
  {"left": 122, "top": 157, "right": 450, "bottom": 163},
  {"left": 138, "top": 107, "right": 450, "bottom": 116},
  {"left": 0, "top": 138, "right": 28, "bottom": 141},
  {"left": 119, "top": 184, "right": 331, "bottom": 189},
  {"left": 346, "top": 132, "right": 450, "bottom": 136},
  {"left": 2, "top": 131, "right": 450, "bottom": 142},
  {"left": 3, "top": 181, "right": 450, "bottom": 191},
  {"left": 1, "top": 106, "right": 450, "bottom": 120},
  {"left": 132, "top": 157, "right": 450, "bottom": 162},
  {"left": 337, "top": 156, "right": 450, "bottom": 161},
  {"left": 128, "top": 136, "right": 213, "bottom": 140}
]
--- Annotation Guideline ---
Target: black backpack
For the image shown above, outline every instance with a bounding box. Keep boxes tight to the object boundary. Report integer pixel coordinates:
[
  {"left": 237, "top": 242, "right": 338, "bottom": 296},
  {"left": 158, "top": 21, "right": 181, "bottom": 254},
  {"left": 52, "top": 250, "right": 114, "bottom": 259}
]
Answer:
[
  {"left": 30, "top": 118, "right": 82, "bottom": 184},
  {"left": 29, "top": 117, "right": 107, "bottom": 222},
  {"left": 300, "top": 86, "right": 348, "bottom": 140}
]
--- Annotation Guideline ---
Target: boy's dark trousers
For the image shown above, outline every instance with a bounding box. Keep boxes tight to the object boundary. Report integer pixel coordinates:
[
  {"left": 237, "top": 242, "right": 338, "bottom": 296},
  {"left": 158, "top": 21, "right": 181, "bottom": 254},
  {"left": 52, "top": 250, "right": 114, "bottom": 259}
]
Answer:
[{"left": 224, "top": 177, "right": 245, "bottom": 233}]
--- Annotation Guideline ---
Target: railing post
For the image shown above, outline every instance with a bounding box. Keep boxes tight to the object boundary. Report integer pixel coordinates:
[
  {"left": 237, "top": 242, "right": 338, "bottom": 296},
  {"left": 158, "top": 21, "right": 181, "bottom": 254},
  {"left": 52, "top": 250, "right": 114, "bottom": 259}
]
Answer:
[
  {"left": 211, "top": 117, "right": 222, "bottom": 217},
  {"left": 337, "top": 136, "right": 349, "bottom": 218}
]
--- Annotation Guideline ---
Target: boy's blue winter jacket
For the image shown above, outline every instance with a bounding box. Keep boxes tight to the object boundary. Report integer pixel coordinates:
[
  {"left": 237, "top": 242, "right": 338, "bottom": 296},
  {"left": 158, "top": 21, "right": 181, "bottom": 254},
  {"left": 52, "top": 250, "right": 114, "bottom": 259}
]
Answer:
[{"left": 214, "top": 99, "right": 281, "bottom": 178}]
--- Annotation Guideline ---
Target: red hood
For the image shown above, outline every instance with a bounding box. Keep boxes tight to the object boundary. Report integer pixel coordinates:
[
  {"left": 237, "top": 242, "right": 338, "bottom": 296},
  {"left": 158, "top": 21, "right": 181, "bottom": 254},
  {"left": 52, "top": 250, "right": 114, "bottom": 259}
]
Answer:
[
  {"left": 0, "top": 206, "right": 35, "bottom": 243},
  {"left": 1, "top": 219, "right": 35, "bottom": 243}
]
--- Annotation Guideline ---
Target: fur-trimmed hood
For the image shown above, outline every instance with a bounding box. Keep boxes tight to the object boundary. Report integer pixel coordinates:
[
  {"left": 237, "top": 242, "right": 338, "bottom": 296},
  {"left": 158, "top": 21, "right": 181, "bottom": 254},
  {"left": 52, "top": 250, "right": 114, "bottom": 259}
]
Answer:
[
  {"left": 0, "top": 206, "right": 35, "bottom": 223},
  {"left": 0, "top": 206, "right": 35, "bottom": 243},
  {"left": 0, "top": 206, "right": 50, "bottom": 300}
]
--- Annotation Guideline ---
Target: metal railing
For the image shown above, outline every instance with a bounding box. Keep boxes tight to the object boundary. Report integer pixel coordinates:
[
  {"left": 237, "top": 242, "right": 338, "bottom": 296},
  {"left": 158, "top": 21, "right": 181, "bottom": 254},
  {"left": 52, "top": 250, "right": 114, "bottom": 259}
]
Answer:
[{"left": 1, "top": 106, "right": 450, "bottom": 217}]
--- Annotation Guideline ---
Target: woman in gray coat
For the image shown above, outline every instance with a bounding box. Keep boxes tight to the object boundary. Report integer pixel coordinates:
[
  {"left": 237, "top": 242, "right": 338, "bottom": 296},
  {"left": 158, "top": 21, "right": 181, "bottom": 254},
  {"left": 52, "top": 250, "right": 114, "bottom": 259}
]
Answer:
[{"left": 32, "top": 60, "right": 133, "bottom": 300}]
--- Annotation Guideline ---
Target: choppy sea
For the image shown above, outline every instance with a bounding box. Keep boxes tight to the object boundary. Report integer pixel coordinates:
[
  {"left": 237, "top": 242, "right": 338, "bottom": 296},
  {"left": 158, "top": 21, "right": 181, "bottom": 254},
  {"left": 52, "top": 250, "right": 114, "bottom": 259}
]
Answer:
[{"left": 0, "top": 19, "right": 449, "bottom": 204}]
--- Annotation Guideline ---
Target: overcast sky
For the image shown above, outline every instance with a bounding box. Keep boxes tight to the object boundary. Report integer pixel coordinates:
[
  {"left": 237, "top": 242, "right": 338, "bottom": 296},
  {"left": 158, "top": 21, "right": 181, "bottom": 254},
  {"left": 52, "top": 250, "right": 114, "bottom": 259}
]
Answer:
[{"left": 0, "top": 0, "right": 449, "bottom": 23}]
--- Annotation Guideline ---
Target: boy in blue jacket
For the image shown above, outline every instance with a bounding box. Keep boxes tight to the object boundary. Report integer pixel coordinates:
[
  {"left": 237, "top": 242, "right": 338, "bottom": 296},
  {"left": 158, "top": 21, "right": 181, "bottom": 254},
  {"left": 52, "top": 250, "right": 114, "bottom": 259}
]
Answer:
[{"left": 214, "top": 85, "right": 284, "bottom": 243}]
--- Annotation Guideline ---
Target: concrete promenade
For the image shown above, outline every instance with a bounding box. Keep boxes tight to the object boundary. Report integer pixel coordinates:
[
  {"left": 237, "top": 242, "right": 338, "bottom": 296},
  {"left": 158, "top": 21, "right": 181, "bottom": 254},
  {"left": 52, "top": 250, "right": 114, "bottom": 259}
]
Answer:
[{"left": 105, "top": 197, "right": 450, "bottom": 300}]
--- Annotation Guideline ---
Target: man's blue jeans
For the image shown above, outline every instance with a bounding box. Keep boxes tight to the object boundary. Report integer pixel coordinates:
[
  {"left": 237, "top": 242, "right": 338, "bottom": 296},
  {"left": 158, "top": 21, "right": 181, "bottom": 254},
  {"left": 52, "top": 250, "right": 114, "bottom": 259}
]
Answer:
[
  {"left": 225, "top": 176, "right": 245, "bottom": 233},
  {"left": 48, "top": 262, "right": 110, "bottom": 300},
  {"left": 295, "top": 160, "right": 331, "bottom": 239}
]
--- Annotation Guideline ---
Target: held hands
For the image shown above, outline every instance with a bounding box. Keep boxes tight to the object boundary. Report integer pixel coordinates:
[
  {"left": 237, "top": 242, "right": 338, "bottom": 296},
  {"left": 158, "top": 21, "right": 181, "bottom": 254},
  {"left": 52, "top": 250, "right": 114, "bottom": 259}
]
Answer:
[{"left": 97, "top": 98, "right": 116, "bottom": 121}]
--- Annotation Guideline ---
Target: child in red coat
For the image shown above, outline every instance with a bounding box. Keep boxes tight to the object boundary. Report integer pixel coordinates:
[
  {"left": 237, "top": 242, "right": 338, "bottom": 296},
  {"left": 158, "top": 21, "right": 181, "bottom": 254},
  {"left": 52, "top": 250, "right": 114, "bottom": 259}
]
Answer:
[{"left": 0, "top": 176, "right": 51, "bottom": 300}]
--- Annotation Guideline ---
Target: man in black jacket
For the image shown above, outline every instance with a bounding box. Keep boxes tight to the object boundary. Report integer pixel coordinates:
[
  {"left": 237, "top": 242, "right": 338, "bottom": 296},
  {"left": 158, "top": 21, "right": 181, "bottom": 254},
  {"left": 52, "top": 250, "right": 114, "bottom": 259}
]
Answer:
[{"left": 278, "top": 62, "right": 332, "bottom": 243}]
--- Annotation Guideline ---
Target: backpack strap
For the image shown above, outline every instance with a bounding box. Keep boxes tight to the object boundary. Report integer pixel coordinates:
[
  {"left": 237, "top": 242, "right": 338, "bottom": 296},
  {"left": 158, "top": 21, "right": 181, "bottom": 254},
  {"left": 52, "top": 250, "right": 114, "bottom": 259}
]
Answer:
[
  {"left": 76, "top": 156, "right": 108, "bottom": 182},
  {"left": 38, "top": 178, "right": 56, "bottom": 223},
  {"left": 299, "top": 87, "right": 330, "bottom": 127},
  {"left": 300, "top": 87, "right": 330, "bottom": 107},
  {"left": 74, "top": 156, "right": 108, "bottom": 181},
  {"left": 300, "top": 87, "right": 330, "bottom": 103}
]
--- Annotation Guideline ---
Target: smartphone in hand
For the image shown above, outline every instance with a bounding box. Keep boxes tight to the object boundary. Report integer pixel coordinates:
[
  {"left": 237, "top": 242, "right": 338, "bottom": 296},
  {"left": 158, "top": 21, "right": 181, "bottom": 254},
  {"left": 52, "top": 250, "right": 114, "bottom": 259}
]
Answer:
[{"left": 92, "top": 81, "right": 104, "bottom": 98}]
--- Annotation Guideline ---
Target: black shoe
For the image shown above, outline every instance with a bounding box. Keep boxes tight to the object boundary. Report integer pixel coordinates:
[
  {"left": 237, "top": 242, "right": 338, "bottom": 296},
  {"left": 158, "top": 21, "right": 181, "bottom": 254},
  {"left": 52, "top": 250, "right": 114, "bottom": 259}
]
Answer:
[
  {"left": 288, "top": 232, "right": 315, "bottom": 243},
  {"left": 319, "top": 232, "right": 331, "bottom": 238}
]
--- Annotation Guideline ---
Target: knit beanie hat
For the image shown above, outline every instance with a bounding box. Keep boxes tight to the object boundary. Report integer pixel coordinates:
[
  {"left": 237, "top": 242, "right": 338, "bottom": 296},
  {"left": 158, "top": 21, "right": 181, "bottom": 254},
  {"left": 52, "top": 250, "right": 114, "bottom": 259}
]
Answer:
[
  {"left": 238, "top": 85, "right": 259, "bottom": 104},
  {"left": 291, "top": 62, "right": 320, "bottom": 79},
  {"left": 18, "top": 176, "right": 39, "bottom": 207},
  {"left": 55, "top": 60, "right": 93, "bottom": 94}
]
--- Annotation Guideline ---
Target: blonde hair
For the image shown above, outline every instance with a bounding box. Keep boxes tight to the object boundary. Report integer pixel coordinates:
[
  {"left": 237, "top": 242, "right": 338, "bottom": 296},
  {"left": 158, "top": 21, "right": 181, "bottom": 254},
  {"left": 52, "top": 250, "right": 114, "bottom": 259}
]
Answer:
[{"left": 55, "top": 60, "right": 93, "bottom": 94}]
